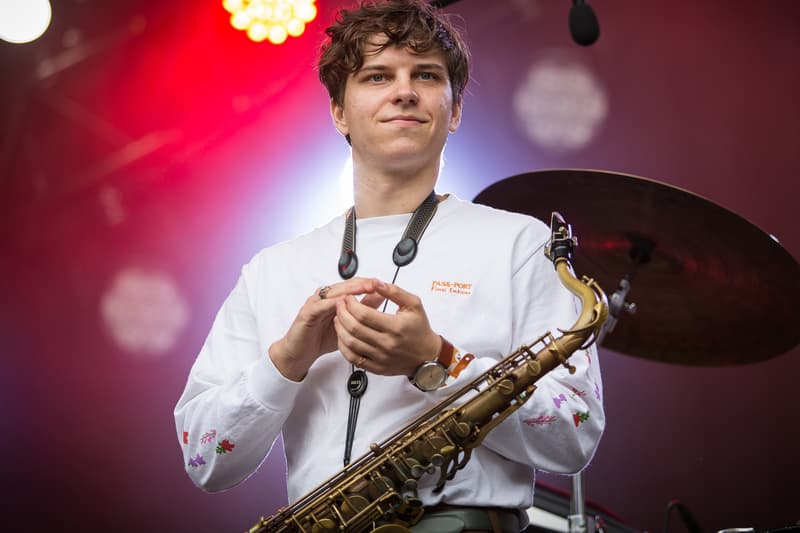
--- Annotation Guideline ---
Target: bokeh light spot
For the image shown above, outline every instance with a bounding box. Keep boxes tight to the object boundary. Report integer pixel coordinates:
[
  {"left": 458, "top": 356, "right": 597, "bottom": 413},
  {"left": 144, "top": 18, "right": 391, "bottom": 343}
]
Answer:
[
  {"left": 513, "top": 55, "right": 608, "bottom": 152},
  {"left": 0, "top": 0, "right": 52, "bottom": 44},
  {"left": 100, "top": 267, "right": 189, "bottom": 357},
  {"left": 224, "top": 0, "right": 316, "bottom": 44}
]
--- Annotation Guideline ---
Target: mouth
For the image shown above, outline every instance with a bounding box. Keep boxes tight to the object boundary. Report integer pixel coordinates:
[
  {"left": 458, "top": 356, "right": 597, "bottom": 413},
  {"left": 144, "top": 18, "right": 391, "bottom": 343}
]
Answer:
[{"left": 383, "top": 115, "right": 427, "bottom": 125}]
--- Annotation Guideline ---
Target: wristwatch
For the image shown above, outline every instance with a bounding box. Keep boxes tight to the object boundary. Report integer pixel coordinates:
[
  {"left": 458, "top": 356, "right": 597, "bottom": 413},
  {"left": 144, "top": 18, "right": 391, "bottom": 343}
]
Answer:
[{"left": 411, "top": 336, "right": 454, "bottom": 392}]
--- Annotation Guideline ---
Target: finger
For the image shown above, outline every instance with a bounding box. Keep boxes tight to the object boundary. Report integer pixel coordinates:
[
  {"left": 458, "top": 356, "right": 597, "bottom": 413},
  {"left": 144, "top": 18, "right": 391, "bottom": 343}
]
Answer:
[
  {"left": 301, "top": 292, "right": 339, "bottom": 323},
  {"left": 336, "top": 297, "right": 388, "bottom": 349},
  {"left": 307, "top": 277, "right": 376, "bottom": 318},
  {"left": 333, "top": 315, "right": 382, "bottom": 363},
  {"left": 372, "top": 279, "right": 423, "bottom": 311},
  {"left": 339, "top": 294, "right": 394, "bottom": 335},
  {"left": 359, "top": 291, "right": 386, "bottom": 310},
  {"left": 324, "top": 277, "right": 378, "bottom": 300}
]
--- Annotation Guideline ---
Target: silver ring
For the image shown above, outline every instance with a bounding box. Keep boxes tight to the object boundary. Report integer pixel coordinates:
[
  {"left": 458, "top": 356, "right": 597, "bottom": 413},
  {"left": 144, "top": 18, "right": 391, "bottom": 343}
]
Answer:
[{"left": 318, "top": 286, "right": 330, "bottom": 300}]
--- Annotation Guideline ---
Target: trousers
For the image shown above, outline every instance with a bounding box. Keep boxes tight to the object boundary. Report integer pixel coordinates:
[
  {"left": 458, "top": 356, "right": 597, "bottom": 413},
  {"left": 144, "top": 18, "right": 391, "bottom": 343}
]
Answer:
[{"left": 410, "top": 506, "right": 521, "bottom": 533}]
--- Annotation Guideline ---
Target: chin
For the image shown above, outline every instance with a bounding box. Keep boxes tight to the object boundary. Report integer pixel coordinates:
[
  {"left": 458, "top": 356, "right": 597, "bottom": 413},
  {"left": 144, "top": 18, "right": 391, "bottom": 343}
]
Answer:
[{"left": 384, "top": 147, "right": 437, "bottom": 170}]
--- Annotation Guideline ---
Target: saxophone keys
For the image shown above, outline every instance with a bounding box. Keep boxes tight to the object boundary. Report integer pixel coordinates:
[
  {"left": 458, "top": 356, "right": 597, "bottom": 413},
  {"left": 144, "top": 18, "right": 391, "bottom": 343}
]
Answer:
[
  {"left": 453, "top": 421, "right": 471, "bottom": 438},
  {"left": 440, "top": 445, "right": 457, "bottom": 458},
  {"left": 497, "top": 378, "right": 515, "bottom": 396},
  {"left": 403, "top": 478, "right": 418, "bottom": 491},
  {"left": 368, "top": 475, "right": 395, "bottom": 499},
  {"left": 310, "top": 517, "right": 338, "bottom": 532},
  {"left": 409, "top": 463, "right": 425, "bottom": 478},
  {"left": 340, "top": 494, "right": 370, "bottom": 519},
  {"left": 526, "top": 359, "right": 542, "bottom": 376}
]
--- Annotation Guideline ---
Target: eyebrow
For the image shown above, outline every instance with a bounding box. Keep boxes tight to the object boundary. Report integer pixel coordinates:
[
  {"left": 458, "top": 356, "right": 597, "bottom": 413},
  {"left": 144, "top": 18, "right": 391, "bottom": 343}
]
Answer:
[{"left": 357, "top": 63, "right": 448, "bottom": 74}]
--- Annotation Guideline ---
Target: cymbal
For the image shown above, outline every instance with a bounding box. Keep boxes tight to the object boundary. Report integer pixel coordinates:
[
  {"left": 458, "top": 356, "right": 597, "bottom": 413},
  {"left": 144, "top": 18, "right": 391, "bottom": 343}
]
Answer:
[{"left": 474, "top": 169, "right": 800, "bottom": 366}]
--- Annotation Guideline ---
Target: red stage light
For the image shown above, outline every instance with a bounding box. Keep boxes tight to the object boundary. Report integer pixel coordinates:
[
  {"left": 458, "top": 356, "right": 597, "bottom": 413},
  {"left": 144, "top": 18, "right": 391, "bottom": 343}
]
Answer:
[{"left": 222, "top": 0, "right": 317, "bottom": 44}]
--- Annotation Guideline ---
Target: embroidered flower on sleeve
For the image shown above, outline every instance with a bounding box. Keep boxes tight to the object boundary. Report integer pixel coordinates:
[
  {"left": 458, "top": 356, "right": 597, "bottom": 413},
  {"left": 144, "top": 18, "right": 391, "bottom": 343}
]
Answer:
[
  {"left": 201, "top": 429, "right": 217, "bottom": 445},
  {"left": 524, "top": 415, "right": 557, "bottom": 427},
  {"left": 570, "top": 386, "right": 586, "bottom": 398},
  {"left": 188, "top": 454, "right": 206, "bottom": 468},
  {"left": 573, "top": 411, "right": 590, "bottom": 427},
  {"left": 216, "top": 439, "right": 236, "bottom": 454},
  {"left": 553, "top": 393, "right": 567, "bottom": 408}
]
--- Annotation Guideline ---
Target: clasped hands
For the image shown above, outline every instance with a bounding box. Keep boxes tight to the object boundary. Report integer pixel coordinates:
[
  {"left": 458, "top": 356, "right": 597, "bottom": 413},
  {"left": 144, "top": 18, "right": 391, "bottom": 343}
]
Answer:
[{"left": 269, "top": 278, "right": 442, "bottom": 382}]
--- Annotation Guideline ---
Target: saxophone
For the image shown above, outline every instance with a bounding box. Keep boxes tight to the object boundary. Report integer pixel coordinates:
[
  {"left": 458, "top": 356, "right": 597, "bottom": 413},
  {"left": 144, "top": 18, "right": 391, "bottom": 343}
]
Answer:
[{"left": 248, "top": 212, "right": 609, "bottom": 533}]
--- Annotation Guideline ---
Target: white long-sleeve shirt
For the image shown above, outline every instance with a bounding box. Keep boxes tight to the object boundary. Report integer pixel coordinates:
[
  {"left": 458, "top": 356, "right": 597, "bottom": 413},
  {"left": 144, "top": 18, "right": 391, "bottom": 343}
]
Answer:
[{"left": 174, "top": 194, "right": 604, "bottom": 511}]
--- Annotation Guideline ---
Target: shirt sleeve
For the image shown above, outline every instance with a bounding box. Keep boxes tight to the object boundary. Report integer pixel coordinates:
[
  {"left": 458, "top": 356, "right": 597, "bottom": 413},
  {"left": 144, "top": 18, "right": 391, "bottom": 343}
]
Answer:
[
  {"left": 173, "top": 261, "right": 302, "bottom": 492},
  {"left": 428, "top": 221, "right": 605, "bottom": 475}
]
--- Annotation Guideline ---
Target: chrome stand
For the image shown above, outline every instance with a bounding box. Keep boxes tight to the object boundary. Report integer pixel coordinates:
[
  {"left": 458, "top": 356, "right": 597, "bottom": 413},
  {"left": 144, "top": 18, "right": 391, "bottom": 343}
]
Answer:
[
  {"left": 567, "top": 472, "right": 588, "bottom": 533},
  {"left": 569, "top": 272, "right": 638, "bottom": 533}
]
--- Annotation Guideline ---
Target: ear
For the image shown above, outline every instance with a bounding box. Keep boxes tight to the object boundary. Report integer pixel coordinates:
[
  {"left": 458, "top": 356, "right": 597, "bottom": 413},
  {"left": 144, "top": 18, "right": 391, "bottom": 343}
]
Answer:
[
  {"left": 330, "top": 98, "right": 349, "bottom": 137},
  {"left": 448, "top": 97, "right": 463, "bottom": 133}
]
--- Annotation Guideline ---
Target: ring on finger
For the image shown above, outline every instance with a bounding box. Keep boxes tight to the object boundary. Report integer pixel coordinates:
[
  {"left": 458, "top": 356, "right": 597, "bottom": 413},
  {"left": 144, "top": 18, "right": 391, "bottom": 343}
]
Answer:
[{"left": 318, "top": 286, "right": 330, "bottom": 300}]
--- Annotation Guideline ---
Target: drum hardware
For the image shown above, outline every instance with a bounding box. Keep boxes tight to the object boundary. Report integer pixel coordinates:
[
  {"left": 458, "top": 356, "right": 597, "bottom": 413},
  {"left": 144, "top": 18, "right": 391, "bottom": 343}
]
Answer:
[
  {"left": 474, "top": 168, "right": 799, "bottom": 366},
  {"left": 475, "top": 168, "right": 800, "bottom": 533}
]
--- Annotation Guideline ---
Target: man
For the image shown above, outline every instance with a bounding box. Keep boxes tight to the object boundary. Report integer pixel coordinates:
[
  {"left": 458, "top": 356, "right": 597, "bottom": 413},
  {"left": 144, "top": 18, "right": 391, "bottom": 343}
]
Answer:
[{"left": 174, "top": 1, "right": 604, "bottom": 532}]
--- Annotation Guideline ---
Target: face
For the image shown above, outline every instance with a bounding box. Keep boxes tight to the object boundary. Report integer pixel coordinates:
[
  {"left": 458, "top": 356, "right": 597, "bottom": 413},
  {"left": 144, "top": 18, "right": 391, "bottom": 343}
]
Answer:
[{"left": 330, "top": 38, "right": 462, "bottom": 175}]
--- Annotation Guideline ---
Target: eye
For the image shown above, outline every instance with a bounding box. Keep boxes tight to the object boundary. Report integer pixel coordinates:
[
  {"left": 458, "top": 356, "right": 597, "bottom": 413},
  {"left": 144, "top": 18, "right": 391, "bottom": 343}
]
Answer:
[
  {"left": 419, "top": 72, "right": 435, "bottom": 80},
  {"left": 368, "top": 73, "right": 385, "bottom": 82}
]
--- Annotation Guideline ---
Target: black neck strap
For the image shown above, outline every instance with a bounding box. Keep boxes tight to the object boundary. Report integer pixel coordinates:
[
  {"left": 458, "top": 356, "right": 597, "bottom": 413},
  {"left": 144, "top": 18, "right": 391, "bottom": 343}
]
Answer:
[
  {"left": 339, "top": 191, "right": 440, "bottom": 466},
  {"left": 338, "top": 191, "right": 439, "bottom": 280}
]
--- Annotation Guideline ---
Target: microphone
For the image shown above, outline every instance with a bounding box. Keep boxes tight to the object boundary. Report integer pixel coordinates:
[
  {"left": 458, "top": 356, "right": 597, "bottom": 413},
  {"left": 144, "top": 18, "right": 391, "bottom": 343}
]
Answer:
[{"left": 569, "top": 0, "right": 600, "bottom": 46}]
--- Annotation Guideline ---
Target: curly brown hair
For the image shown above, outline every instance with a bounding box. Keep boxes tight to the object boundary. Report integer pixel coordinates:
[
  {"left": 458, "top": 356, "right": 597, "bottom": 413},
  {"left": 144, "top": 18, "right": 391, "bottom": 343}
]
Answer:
[{"left": 318, "top": 0, "right": 471, "bottom": 107}]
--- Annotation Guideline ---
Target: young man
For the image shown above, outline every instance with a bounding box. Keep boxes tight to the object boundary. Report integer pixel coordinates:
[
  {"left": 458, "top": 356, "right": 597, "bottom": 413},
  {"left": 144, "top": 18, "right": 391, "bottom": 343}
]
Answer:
[{"left": 174, "top": 1, "right": 604, "bottom": 531}]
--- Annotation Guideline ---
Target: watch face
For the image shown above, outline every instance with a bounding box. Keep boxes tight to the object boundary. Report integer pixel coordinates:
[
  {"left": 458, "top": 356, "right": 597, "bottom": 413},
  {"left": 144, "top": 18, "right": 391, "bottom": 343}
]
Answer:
[{"left": 415, "top": 362, "right": 447, "bottom": 391}]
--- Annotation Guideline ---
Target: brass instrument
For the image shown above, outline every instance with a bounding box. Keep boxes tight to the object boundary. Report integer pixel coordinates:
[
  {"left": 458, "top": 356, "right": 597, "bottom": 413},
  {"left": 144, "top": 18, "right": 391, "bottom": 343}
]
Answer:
[{"left": 248, "top": 213, "right": 609, "bottom": 533}]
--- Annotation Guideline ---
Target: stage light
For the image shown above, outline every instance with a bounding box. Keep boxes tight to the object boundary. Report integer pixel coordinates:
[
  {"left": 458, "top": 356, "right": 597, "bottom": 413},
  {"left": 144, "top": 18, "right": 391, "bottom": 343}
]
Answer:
[
  {"left": 223, "top": 0, "right": 317, "bottom": 44},
  {"left": 0, "top": 0, "right": 52, "bottom": 44}
]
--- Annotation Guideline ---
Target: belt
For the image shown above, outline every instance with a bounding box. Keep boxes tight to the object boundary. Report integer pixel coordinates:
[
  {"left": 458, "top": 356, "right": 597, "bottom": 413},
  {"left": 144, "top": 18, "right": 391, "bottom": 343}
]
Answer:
[{"left": 412, "top": 504, "right": 521, "bottom": 533}]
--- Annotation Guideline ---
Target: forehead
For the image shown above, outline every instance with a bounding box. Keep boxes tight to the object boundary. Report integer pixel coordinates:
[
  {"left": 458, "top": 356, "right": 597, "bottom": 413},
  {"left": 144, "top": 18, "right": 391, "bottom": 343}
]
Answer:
[{"left": 357, "top": 36, "right": 447, "bottom": 70}]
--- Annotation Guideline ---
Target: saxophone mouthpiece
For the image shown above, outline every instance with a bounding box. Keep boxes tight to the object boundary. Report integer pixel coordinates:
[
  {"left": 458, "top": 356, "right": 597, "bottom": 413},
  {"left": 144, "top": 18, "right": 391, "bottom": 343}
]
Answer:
[{"left": 546, "top": 211, "right": 577, "bottom": 262}]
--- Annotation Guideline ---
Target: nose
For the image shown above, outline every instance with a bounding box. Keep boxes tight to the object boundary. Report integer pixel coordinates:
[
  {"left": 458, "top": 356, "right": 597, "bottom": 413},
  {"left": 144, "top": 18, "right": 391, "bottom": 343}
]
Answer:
[{"left": 392, "top": 76, "right": 418, "bottom": 105}]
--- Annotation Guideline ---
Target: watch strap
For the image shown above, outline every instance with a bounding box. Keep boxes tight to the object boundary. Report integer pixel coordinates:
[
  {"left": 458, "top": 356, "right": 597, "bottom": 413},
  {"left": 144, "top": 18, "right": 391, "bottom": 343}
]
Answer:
[
  {"left": 410, "top": 336, "right": 476, "bottom": 390},
  {"left": 448, "top": 352, "right": 474, "bottom": 378},
  {"left": 438, "top": 336, "right": 476, "bottom": 379},
  {"left": 436, "top": 336, "right": 454, "bottom": 368}
]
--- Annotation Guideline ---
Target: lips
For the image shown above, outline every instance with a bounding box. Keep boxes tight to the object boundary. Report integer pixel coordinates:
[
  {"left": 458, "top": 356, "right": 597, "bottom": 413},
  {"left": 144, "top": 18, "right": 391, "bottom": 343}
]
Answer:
[{"left": 383, "top": 115, "right": 427, "bottom": 124}]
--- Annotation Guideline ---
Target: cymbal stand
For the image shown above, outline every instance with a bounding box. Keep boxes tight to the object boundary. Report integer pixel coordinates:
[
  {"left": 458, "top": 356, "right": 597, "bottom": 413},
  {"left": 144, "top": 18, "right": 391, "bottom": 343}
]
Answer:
[
  {"left": 597, "top": 276, "right": 637, "bottom": 344},
  {"left": 567, "top": 274, "right": 633, "bottom": 532},
  {"left": 598, "top": 235, "right": 652, "bottom": 343},
  {"left": 568, "top": 238, "right": 650, "bottom": 533},
  {"left": 567, "top": 472, "right": 588, "bottom": 533}
]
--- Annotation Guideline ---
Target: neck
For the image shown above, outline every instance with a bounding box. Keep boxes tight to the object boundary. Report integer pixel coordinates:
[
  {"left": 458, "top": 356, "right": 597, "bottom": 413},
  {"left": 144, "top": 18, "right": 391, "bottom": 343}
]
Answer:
[{"left": 351, "top": 161, "right": 440, "bottom": 218}]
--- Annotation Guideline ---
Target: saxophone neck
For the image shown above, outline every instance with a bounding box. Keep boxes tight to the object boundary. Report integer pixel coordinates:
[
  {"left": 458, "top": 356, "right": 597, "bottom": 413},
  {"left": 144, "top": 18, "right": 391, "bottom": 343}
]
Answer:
[{"left": 546, "top": 211, "right": 609, "bottom": 347}]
